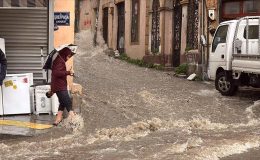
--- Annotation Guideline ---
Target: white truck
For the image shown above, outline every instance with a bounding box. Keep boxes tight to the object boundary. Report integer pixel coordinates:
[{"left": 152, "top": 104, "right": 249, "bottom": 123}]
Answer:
[{"left": 208, "top": 16, "right": 260, "bottom": 96}]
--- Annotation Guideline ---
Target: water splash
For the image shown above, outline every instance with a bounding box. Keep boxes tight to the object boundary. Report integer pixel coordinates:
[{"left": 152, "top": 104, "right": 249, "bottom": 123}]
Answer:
[
  {"left": 61, "top": 114, "right": 85, "bottom": 134},
  {"left": 74, "top": 30, "right": 107, "bottom": 59},
  {"left": 87, "top": 118, "right": 163, "bottom": 144}
]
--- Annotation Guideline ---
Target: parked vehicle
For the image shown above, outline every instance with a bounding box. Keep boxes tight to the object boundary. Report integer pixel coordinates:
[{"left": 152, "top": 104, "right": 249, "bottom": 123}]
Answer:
[{"left": 208, "top": 16, "right": 260, "bottom": 96}]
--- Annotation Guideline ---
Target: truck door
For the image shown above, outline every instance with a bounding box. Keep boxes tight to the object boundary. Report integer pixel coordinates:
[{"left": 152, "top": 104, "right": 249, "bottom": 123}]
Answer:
[{"left": 208, "top": 25, "right": 229, "bottom": 79}]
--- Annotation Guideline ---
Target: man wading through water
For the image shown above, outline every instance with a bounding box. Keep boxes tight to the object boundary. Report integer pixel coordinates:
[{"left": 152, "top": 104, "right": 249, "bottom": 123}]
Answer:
[{"left": 47, "top": 47, "right": 75, "bottom": 126}]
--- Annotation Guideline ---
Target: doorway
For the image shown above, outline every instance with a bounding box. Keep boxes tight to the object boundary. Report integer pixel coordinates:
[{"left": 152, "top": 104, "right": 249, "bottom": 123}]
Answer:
[{"left": 102, "top": 7, "right": 109, "bottom": 44}]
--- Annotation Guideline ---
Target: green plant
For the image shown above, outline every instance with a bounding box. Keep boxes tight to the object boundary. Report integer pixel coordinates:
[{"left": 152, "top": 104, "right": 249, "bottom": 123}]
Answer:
[
  {"left": 185, "top": 46, "right": 193, "bottom": 52},
  {"left": 117, "top": 53, "right": 164, "bottom": 70},
  {"left": 175, "top": 63, "right": 188, "bottom": 74}
]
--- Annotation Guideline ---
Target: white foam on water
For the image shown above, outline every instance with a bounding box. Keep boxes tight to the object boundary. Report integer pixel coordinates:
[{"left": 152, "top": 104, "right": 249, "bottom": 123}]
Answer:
[
  {"left": 194, "top": 137, "right": 260, "bottom": 160},
  {"left": 89, "top": 147, "right": 117, "bottom": 154},
  {"left": 165, "top": 117, "right": 229, "bottom": 130},
  {"left": 245, "top": 100, "right": 260, "bottom": 119},
  {"left": 0, "top": 133, "right": 84, "bottom": 159},
  {"left": 61, "top": 114, "right": 85, "bottom": 134},
  {"left": 87, "top": 118, "right": 163, "bottom": 144},
  {"left": 152, "top": 137, "right": 203, "bottom": 159},
  {"left": 138, "top": 90, "right": 166, "bottom": 107},
  {"left": 191, "top": 89, "right": 216, "bottom": 97}
]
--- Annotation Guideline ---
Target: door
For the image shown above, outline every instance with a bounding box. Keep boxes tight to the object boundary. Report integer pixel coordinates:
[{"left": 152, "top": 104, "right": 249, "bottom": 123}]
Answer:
[
  {"left": 208, "top": 25, "right": 229, "bottom": 79},
  {"left": 172, "top": 0, "right": 182, "bottom": 67},
  {"left": 117, "top": 2, "right": 125, "bottom": 54},
  {"left": 103, "top": 8, "right": 109, "bottom": 44}
]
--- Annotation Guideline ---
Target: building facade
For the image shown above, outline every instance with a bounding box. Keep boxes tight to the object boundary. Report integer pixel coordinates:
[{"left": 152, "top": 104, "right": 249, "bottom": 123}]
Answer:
[
  {"left": 0, "top": 0, "right": 76, "bottom": 82},
  {"left": 95, "top": 0, "right": 200, "bottom": 68},
  {"left": 78, "top": 0, "right": 259, "bottom": 69}
]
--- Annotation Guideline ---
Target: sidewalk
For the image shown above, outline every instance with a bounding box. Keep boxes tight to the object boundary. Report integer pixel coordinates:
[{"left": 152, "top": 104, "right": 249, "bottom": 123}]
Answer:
[{"left": 0, "top": 114, "right": 54, "bottom": 136}]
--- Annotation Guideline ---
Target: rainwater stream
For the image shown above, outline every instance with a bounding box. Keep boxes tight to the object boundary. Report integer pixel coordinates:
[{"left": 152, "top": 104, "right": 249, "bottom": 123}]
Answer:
[{"left": 1, "top": 30, "right": 260, "bottom": 160}]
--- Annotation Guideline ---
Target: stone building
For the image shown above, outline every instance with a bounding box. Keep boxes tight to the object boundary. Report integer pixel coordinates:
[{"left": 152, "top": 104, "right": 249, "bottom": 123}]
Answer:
[{"left": 79, "top": 0, "right": 259, "bottom": 69}]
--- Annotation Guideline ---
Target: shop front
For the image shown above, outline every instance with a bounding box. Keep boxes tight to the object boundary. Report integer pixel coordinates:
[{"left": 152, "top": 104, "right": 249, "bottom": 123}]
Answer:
[{"left": 0, "top": 0, "right": 54, "bottom": 82}]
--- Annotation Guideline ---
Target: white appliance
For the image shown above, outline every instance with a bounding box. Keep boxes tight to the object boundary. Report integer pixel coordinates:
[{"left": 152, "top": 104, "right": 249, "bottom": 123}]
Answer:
[
  {"left": 34, "top": 85, "right": 59, "bottom": 115},
  {"left": 0, "top": 38, "right": 5, "bottom": 53},
  {"left": 35, "top": 85, "right": 52, "bottom": 115},
  {"left": 0, "top": 73, "right": 33, "bottom": 115}
]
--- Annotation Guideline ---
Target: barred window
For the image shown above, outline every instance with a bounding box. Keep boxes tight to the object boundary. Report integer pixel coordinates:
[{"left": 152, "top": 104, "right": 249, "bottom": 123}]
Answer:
[{"left": 131, "top": 0, "right": 140, "bottom": 43}]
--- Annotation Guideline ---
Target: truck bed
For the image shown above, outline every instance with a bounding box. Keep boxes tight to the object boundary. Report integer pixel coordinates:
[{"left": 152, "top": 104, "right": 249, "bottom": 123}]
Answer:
[{"left": 232, "top": 54, "right": 260, "bottom": 74}]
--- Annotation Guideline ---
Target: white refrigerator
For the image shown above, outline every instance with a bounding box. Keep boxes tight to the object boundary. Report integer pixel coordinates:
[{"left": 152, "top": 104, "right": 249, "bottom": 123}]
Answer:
[{"left": 0, "top": 73, "right": 33, "bottom": 115}]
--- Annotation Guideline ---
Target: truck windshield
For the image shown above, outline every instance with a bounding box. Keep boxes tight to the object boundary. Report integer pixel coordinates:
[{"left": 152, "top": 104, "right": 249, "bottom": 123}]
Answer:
[{"left": 212, "top": 25, "right": 229, "bottom": 52}]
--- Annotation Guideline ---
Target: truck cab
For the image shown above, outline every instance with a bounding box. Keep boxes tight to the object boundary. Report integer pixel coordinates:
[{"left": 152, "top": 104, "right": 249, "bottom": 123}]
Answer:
[{"left": 208, "top": 16, "right": 260, "bottom": 96}]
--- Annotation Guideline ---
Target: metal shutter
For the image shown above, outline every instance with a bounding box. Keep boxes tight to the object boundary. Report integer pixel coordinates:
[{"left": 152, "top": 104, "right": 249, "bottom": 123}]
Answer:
[{"left": 0, "top": 8, "right": 48, "bottom": 82}]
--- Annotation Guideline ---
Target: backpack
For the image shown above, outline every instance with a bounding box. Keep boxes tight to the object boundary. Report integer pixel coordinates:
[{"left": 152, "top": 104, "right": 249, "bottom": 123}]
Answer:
[{"left": 42, "top": 49, "right": 58, "bottom": 70}]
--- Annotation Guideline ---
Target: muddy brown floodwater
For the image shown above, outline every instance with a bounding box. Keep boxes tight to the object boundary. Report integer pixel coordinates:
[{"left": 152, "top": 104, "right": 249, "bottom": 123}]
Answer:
[{"left": 1, "top": 30, "right": 260, "bottom": 160}]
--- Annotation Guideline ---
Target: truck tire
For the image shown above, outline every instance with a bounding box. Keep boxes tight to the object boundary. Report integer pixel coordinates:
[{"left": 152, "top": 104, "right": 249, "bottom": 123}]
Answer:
[{"left": 215, "top": 72, "right": 238, "bottom": 96}]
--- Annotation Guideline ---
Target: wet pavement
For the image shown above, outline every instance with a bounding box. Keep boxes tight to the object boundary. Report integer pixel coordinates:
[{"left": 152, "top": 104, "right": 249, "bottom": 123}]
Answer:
[
  {"left": 0, "top": 115, "right": 53, "bottom": 136},
  {"left": 1, "top": 30, "right": 260, "bottom": 159}
]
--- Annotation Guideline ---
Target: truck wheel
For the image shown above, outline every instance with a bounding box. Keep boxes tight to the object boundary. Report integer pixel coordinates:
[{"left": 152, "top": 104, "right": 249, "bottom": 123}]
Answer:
[{"left": 215, "top": 72, "right": 238, "bottom": 96}]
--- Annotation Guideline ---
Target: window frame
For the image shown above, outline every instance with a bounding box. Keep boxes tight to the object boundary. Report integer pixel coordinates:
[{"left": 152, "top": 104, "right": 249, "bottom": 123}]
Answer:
[{"left": 211, "top": 25, "right": 229, "bottom": 53}]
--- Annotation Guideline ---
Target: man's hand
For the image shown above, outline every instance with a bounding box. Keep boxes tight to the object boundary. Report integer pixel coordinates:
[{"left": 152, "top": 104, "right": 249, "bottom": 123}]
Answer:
[{"left": 69, "top": 70, "right": 74, "bottom": 76}]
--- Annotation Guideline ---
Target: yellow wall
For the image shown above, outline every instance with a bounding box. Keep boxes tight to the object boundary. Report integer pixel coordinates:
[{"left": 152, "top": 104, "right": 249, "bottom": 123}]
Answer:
[
  {"left": 54, "top": 0, "right": 75, "bottom": 90},
  {"left": 54, "top": 0, "right": 75, "bottom": 47}
]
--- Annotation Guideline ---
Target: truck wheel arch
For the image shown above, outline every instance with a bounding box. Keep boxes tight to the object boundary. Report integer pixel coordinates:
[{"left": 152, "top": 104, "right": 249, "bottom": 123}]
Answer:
[
  {"left": 215, "top": 70, "right": 238, "bottom": 96},
  {"left": 216, "top": 67, "right": 225, "bottom": 78}
]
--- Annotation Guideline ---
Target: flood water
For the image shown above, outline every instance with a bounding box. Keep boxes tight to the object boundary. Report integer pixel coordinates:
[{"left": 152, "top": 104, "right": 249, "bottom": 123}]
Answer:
[{"left": 1, "top": 30, "right": 260, "bottom": 160}]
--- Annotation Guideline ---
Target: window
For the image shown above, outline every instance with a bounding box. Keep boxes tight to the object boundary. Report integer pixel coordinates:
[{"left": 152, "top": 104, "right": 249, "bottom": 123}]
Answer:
[
  {"left": 224, "top": 2, "right": 240, "bottom": 15},
  {"left": 27, "top": 0, "right": 36, "bottom": 7},
  {"left": 131, "top": 0, "right": 140, "bottom": 43},
  {"left": 212, "top": 25, "right": 229, "bottom": 53},
  {"left": 222, "top": 0, "right": 260, "bottom": 21},
  {"left": 243, "top": 25, "right": 259, "bottom": 39},
  {"left": 243, "top": 0, "right": 260, "bottom": 13}
]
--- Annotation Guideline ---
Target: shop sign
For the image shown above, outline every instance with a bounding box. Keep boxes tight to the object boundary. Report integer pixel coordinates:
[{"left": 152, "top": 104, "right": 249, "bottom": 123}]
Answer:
[{"left": 54, "top": 12, "right": 70, "bottom": 26}]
